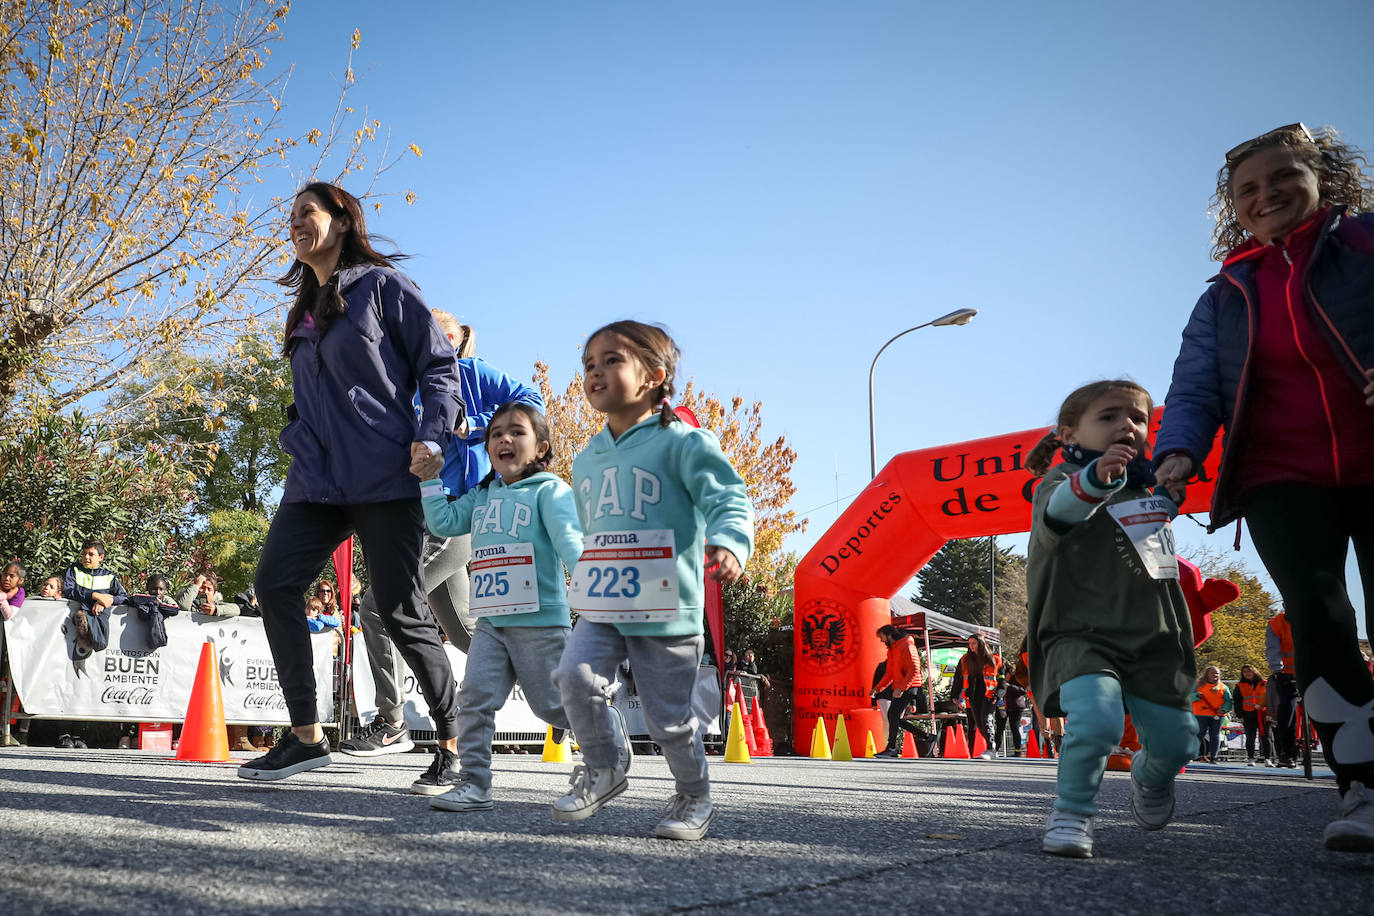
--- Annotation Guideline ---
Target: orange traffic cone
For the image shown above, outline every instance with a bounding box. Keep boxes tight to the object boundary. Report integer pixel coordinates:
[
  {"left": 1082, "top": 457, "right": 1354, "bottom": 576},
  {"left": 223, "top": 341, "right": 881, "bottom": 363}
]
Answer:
[
  {"left": 749, "top": 697, "right": 773, "bottom": 756},
  {"left": 176, "top": 641, "right": 230, "bottom": 763},
  {"left": 901, "top": 730, "right": 918, "bottom": 759},
  {"left": 971, "top": 725, "right": 989, "bottom": 757},
  {"left": 739, "top": 699, "right": 759, "bottom": 756},
  {"left": 1026, "top": 729, "right": 1042, "bottom": 759},
  {"left": 942, "top": 724, "right": 970, "bottom": 759}
]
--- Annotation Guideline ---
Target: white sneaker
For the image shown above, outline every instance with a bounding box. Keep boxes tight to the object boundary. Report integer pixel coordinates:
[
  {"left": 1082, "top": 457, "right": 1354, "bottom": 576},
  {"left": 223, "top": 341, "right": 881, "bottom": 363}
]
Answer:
[
  {"left": 1129, "top": 751, "right": 1176, "bottom": 831},
  {"left": 430, "top": 778, "right": 493, "bottom": 812},
  {"left": 1246, "top": 758, "right": 1256, "bottom": 767},
  {"left": 1323, "top": 781, "right": 1374, "bottom": 852},
  {"left": 1042, "top": 809, "right": 1094, "bottom": 858},
  {"left": 551, "top": 764, "right": 626, "bottom": 823},
  {"left": 655, "top": 793, "right": 714, "bottom": 841},
  {"left": 978, "top": 750, "right": 996, "bottom": 760}
]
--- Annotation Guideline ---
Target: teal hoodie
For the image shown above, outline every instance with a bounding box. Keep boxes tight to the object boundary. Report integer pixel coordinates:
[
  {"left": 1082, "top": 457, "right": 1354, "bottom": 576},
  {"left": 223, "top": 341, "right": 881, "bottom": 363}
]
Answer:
[
  {"left": 571, "top": 416, "right": 754, "bottom": 637},
  {"left": 420, "top": 471, "right": 583, "bottom": 628}
]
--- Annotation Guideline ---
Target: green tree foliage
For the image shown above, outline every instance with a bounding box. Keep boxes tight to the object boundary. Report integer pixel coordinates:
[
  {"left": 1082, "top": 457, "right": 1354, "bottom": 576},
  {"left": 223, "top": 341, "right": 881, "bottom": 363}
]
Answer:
[
  {"left": 0, "top": 410, "right": 198, "bottom": 584},
  {"left": 913, "top": 538, "right": 1021, "bottom": 626},
  {"left": 1188, "top": 549, "right": 1278, "bottom": 680},
  {"left": 722, "top": 575, "right": 793, "bottom": 672},
  {"left": 108, "top": 327, "right": 293, "bottom": 513},
  {"left": 204, "top": 509, "right": 271, "bottom": 597}
]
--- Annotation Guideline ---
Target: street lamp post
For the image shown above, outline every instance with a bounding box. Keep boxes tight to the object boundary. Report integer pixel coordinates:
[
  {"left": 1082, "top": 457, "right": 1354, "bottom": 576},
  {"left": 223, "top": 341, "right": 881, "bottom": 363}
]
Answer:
[{"left": 867, "top": 308, "right": 978, "bottom": 479}]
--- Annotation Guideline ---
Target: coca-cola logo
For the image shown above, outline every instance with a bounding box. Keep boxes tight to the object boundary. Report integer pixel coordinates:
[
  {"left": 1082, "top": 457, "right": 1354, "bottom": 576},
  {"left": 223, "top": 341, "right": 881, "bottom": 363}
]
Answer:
[
  {"left": 100, "top": 686, "right": 156, "bottom": 705},
  {"left": 241, "top": 694, "right": 288, "bottom": 711}
]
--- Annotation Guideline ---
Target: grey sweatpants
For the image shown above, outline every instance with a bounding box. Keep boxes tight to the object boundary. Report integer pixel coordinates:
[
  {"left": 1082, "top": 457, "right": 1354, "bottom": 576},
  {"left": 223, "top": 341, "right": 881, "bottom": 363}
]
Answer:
[
  {"left": 456, "top": 618, "right": 570, "bottom": 790},
  {"left": 359, "top": 533, "right": 472, "bottom": 722},
  {"left": 553, "top": 619, "right": 708, "bottom": 797}
]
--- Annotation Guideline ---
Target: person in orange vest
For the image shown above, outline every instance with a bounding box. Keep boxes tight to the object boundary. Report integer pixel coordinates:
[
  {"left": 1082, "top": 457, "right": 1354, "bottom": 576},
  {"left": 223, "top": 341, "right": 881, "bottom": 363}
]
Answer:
[
  {"left": 1265, "top": 609, "right": 1300, "bottom": 768},
  {"left": 1192, "top": 666, "right": 1232, "bottom": 763},
  {"left": 1233, "top": 664, "right": 1273, "bottom": 766},
  {"left": 953, "top": 634, "right": 1003, "bottom": 760},
  {"left": 871, "top": 625, "right": 927, "bottom": 758}
]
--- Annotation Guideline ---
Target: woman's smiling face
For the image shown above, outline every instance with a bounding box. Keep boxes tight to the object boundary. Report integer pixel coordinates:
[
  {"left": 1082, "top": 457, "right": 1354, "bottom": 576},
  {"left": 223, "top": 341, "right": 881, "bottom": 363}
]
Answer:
[{"left": 1229, "top": 146, "right": 1322, "bottom": 245}]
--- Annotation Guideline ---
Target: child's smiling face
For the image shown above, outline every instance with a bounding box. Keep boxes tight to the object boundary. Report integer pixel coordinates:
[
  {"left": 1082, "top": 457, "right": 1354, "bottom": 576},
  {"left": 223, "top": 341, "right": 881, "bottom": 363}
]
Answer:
[
  {"left": 1060, "top": 390, "right": 1151, "bottom": 455},
  {"left": 486, "top": 410, "right": 548, "bottom": 482}
]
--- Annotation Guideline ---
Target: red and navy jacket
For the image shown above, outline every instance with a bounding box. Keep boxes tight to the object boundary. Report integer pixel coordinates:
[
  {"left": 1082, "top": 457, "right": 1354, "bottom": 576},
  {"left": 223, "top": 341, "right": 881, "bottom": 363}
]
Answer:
[{"left": 1156, "top": 206, "right": 1374, "bottom": 530}]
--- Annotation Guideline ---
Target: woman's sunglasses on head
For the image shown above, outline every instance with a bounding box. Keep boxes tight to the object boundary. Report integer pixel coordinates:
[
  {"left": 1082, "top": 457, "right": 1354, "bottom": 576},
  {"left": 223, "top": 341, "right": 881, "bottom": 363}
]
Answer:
[{"left": 1226, "top": 122, "right": 1315, "bottom": 165}]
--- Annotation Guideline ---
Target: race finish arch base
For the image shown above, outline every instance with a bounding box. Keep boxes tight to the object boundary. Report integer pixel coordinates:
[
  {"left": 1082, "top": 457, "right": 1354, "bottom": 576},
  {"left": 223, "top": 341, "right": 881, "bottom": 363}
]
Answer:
[{"left": 791, "top": 408, "right": 1222, "bottom": 752}]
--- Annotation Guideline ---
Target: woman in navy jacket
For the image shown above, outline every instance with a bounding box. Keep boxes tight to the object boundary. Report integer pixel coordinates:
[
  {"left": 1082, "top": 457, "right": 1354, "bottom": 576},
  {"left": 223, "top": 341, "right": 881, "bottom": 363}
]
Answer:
[
  {"left": 240, "top": 182, "right": 464, "bottom": 782},
  {"left": 1155, "top": 124, "right": 1374, "bottom": 851}
]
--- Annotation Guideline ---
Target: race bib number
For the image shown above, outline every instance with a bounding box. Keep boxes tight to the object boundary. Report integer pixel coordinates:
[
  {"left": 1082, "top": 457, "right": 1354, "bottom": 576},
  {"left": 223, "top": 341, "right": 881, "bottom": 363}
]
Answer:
[
  {"left": 569, "top": 529, "right": 680, "bottom": 623},
  {"left": 469, "top": 543, "right": 540, "bottom": 617},
  {"left": 1106, "top": 497, "right": 1179, "bottom": 580}
]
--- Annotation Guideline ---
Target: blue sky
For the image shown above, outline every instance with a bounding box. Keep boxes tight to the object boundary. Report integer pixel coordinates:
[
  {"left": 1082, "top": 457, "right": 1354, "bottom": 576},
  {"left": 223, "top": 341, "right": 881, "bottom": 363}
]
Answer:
[{"left": 268, "top": 1, "right": 1374, "bottom": 631}]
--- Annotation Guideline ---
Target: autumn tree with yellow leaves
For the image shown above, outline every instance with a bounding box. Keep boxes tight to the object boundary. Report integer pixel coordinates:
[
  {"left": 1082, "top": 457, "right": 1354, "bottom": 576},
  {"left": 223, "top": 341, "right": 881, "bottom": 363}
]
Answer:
[
  {"left": 1188, "top": 548, "right": 1279, "bottom": 680},
  {"left": 0, "top": 0, "right": 417, "bottom": 417},
  {"left": 533, "top": 361, "right": 804, "bottom": 588}
]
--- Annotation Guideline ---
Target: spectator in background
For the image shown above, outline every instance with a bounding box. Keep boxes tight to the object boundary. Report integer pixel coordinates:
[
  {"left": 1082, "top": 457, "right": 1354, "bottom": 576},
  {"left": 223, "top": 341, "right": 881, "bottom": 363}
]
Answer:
[
  {"left": 62, "top": 538, "right": 127, "bottom": 653},
  {"left": 1192, "top": 666, "right": 1232, "bottom": 763},
  {"left": 235, "top": 586, "right": 261, "bottom": 618},
  {"left": 1265, "top": 608, "right": 1300, "bottom": 768},
  {"left": 313, "top": 581, "right": 341, "bottom": 622},
  {"left": 996, "top": 657, "right": 1027, "bottom": 757},
  {"left": 38, "top": 576, "right": 62, "bottom": 599},
  {"left": 872, "top": 625, "right": 927, "bottom": 758},
  {"left": 1233, "top": 664, "right": 1272, "bottom": 766},
  {"left": 178, "top": 573, "right": 240, "bottom": 620},
  {"left": 953, "top": 634, "right": 1003, "bottom": 760},
  {"left": 305, "top": 597, "right": 328, "bottom": 633},
  {"left": 0, "top": 560, "right": 26, "bottom": 621}
]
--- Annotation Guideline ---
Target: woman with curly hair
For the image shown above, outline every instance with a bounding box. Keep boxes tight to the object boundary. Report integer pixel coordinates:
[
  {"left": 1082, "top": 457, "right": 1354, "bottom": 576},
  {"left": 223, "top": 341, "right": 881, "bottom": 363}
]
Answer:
[{"left": 1155, "top": 123, "right": 1374, "bottom": 852}]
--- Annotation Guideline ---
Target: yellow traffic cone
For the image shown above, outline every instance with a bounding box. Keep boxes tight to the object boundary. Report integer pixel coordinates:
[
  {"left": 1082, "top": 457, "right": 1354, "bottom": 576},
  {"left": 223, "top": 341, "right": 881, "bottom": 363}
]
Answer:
[
  {"left": 724, "top": 702, "right": 753, "bottom": 763},
  {"left": 863, "top": 730, "right": 878, "bottom": 758},
  {"left": 831, "top": 713, "right": 853, "bottom": 761},
  {"left": 809, "top": 717, "right": 832, "bottom": 759},
  {"left": 541, "top": 725, "right": 572, "bottom": 763}
]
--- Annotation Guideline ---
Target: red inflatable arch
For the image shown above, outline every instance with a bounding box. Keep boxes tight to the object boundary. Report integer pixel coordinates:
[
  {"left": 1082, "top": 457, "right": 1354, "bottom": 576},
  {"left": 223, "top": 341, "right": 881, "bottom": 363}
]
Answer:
[{"left": 791, "top": 407, "right": 1223, "bottom": 751}]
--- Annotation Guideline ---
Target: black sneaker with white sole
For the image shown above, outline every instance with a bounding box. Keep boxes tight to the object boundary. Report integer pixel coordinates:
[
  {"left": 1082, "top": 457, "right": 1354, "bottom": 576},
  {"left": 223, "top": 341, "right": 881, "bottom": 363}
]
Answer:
[
  {"left": 410, "top": 747, "right": 462, "bottom": 796},
  {"left": 339, "top": 716, "right": 415, "bottom": 757},
  {"left": 237, "top": 733, "right": 332, "bottom": 781}
]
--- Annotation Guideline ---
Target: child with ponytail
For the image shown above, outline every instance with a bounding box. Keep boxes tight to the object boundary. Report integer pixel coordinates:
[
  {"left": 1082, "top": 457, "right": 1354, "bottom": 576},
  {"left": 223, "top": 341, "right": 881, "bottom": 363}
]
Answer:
[{"left": 1025, "top": 379, "right": 1197, "bottom": 859}]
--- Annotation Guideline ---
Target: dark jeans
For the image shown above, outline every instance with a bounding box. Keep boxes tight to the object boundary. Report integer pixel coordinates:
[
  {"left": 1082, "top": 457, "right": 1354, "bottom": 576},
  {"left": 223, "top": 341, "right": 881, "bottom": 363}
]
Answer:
[
  {"left": 965, "top": 693, "right": 995, "bottom": 755},
  {"left": 884, "top": 687, "right": 927, "bottom": 750},
  {"left": 1245, "top": 483, "right": 1374, "bottom": 791},
  {"left": 1195, "top": 715, "right": 1222, "bottom": 759},
  {"left": 995, "top": 704, "right": 1024, "bottom": 751},
  {"left": 1240, "top": 710, "right": 1273, "bottom": 760},
  {"left": 1270, "top": 673, "right": 1299, "bottom": 763},
  {"left": 255, "top": 499, "right": 460, "bottom": 738}
]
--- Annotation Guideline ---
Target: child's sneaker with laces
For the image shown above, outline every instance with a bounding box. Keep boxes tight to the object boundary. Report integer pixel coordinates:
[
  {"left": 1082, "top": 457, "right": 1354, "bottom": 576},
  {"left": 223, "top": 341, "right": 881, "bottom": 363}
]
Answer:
[
  {"left": 237, "top": 733, "right": 332, "bottom": 781},
  {"left": 1129, "top": 751, "right": 1176, "bottom": 830},
  {"left": 1323, "top": 780, "right": 1374, "bottom": 852},
  {"left": 430, "top": 777, "right": 493, "bottom": 812},
  {"left": 410, "top": 747, "right": 462, "bottom": 796},
  {"left": 1042, "top": 809, "right": 1094, "bottom": 858},
  {"left": 655, "top": 793, "right": 714, "bottom": 841},
  {"left": 551, "top": 764, "right": 626, "bottom": 822}
]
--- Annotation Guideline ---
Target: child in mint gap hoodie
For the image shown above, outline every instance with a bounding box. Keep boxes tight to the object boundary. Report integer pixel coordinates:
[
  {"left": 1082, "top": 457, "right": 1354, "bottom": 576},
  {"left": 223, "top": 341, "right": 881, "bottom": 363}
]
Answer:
[
  {"left": 551, "top": 320, "right": 754, "bottom": 843},
  {"left": 412, "top": 401, "right": 588, "bottom": 807}
]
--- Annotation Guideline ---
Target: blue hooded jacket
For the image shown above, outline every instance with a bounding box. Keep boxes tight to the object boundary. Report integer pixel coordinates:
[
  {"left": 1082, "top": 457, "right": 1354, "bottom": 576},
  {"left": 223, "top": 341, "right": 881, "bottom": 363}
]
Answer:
[
  {"left": 280, "top": 264, "right": 463, "bottom": 504},
  {"left": 435, "top": 357, "right": 544, "bottom": 497}
]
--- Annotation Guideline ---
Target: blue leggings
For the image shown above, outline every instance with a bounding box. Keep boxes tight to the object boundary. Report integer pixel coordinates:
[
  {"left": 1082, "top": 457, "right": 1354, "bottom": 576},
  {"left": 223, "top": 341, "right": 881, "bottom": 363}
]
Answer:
[{"left": 1055, "top": 674, "right": 1197, "bottom": 817}]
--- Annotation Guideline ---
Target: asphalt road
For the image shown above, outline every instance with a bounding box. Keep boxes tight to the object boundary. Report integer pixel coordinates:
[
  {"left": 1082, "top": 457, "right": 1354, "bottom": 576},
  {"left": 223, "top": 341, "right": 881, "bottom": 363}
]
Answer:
[{"left": 0, "top": 746, "right": 1369, "bottom": 914}]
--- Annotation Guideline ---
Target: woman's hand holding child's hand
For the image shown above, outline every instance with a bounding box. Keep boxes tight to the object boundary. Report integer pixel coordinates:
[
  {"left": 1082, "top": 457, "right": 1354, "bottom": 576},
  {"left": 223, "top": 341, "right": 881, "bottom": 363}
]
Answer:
[
  {"left": 1155, "top": 453, "right": 1194, "bottom": 503},
  {"left": 705, "top": 546, "right": 742, "bottom": 584},
  {"left": 410, "top": 451, "right": 444, "bottom": 480},
  {"left": 1096, "top": 443, "right": 1137, "bottom": 484}
]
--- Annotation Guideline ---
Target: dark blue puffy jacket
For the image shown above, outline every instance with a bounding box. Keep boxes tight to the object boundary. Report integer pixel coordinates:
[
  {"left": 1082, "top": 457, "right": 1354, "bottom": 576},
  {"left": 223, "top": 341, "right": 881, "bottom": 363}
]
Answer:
[
  {"left": 280, "top": 263, "right": 463, "bottom": 504},
  {"left": 1156, "top": 207, "right": 1374, "bottom": 529}
]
